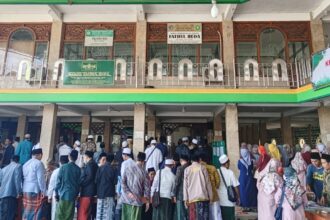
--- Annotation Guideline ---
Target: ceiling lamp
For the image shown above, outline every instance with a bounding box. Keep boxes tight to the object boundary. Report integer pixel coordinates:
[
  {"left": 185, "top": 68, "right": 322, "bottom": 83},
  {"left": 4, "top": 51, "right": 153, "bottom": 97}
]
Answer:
[{"left": 211, "top": 0, "right": 219, "bottom": 18}]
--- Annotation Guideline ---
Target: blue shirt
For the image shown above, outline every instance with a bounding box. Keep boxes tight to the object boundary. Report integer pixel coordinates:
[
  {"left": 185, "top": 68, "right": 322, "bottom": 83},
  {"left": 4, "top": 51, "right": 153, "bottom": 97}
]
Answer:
[
  {"left": 306, "top": 164, "right": 324, "bottom": 200},
  {"left": 15, "top": 140, "right": 33, "bottom": 165},
  {"left": 56, "top": 162, "right": 81, "bottom": 201},
  {"left": 0, "top": 161, "right": 23, "bottom": 198}
]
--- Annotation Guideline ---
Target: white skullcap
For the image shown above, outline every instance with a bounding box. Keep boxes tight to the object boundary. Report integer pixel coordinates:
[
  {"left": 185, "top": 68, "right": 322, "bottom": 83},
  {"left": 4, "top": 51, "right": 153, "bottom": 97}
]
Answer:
[
  {"left": 24, "top": 134, "right": 31, "bottom": 139},
  {"left": 219, "top": 154, "right": 229, "bottom": 165},
  {"left": 88, "top": 135, "right": 94, "bottom": 139},
  {"left": 122, "top": 141, "right": 128, "bottom": 148},
  {"left": 192, "top": 139, "right": 198, "bottom": 145},
  {"left": 165, "top": 159, "right": 175, "bottom": 165},
  {"left": 182, "top": 137, "right": 189, "bottom": 142},
  {"left": 74, "top": 140, "right": 81, "bottom": 146},
  {"left": 317, "top": 143, "right": 326, "bottom": 153},
  {"left": 122, "top": 147, "right": 132, "bottom": 155},
  {"left": 32, "top": 143, "right": 41, "bottom": 150},
  {"left": 151, "top": 140, "right": 157, "bottom": 145}
]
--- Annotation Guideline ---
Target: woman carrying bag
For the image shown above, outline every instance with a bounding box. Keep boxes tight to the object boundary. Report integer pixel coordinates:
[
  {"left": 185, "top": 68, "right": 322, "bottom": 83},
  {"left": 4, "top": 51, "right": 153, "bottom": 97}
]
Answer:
[{"left": 274, "top": 167, "right": 307, "bottom": 220}]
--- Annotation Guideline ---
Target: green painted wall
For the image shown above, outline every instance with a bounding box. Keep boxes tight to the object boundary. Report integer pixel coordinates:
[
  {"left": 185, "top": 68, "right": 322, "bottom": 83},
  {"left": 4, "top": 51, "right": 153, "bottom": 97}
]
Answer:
[{"left": 0, "top": 85, "right": 329, "bottom": 104}]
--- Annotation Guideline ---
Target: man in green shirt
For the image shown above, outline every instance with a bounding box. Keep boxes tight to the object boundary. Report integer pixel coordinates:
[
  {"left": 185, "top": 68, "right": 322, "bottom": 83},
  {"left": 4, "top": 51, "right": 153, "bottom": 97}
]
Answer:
[{"left": 55, "top": 150, "right": 81, "bottom": 220}]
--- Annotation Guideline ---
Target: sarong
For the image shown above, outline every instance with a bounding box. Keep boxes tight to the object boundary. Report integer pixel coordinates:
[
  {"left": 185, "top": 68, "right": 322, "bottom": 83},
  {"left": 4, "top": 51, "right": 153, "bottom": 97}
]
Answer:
[
  {"left": 22, "top": 192, "right": 43, "bottom": 220},
  {"left": 209, "top": 201, "right": 222, "bottom": 220},
  {"left": 96, "top": 197, "right": 115, "bottom": 220},
  {"left": 174, "top": 200, "right": 187, "bottom": 220},
  {"left": 0, "top": 196, "right": 18, "bottom": 220},
  {"left": 77, "top": 197, "right": 93, "bottom": 220},
  {"left": 152, "top": 198, "right": 173, "bottom": 220},
  {"left": 121, "top": 203, "right": 142, "bottom": 220},
  {"left": 55, "top": 200, "right": 75, "bottom": 220},
  {"left": 188, "top": 201, "right": 209, "bottom": 220},
  {"left": 220, "top": 206, "right": 235, "bottom": 220}
]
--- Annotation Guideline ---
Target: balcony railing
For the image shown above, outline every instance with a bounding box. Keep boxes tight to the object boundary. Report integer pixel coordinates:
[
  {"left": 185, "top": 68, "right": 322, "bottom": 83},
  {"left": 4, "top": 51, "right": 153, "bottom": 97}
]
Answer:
[{"left": 0, "top": 57, "right": 312, "bottom": 89}]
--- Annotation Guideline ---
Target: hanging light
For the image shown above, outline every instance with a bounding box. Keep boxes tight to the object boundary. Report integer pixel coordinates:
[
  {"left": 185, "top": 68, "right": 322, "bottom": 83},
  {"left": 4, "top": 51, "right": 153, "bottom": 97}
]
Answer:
[{"left": 211, "top": 0, "right": 219, "bottom": 18}]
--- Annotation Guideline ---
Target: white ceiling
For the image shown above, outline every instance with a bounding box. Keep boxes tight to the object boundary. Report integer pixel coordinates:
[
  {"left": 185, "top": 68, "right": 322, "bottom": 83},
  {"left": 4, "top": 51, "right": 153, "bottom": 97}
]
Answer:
[
  {"left": 236, "top": 0, "right": 323, "bottom": 14},
  {"left": 0, "top": 0, "right": 329, "bottom": 22}
]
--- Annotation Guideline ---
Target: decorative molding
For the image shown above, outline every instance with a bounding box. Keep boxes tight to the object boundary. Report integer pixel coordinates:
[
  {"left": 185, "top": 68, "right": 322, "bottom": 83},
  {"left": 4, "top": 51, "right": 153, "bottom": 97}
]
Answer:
[
  {"left": 147, "top": 23, "right": 222, "bottom": 42},
  {"left": 63, "top": 23, "right": 136, "bottom": 42},
  {"left": 0, "top": 23, "right": 51, "bottom": 41},
  {"left": 234, "top": 22, "right": 310, "bottom": 41}
]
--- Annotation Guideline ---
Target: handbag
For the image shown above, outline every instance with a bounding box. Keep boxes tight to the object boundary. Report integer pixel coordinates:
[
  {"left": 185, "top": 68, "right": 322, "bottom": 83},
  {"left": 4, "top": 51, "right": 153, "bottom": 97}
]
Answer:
[
  {"left": 219, "top": 167, "right": 237, "bottom": 203},
  {"left": 152, "top": 169, "right": 161, "bottom": 208},
  {"left": 274, "top": 185, "right": 285, "bottom": 220}
]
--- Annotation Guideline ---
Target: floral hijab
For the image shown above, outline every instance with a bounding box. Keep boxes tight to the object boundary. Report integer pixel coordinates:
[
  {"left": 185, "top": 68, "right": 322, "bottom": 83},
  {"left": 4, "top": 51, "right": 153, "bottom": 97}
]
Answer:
[
  {"left": 258, "top": 158, "right": 282, "bottom": 195},
  {"left": 283, "top": 167, "right": 306, "bottom": 210},
  {"left": 291, "top": 152, "right": 307, "bottom": 174}
]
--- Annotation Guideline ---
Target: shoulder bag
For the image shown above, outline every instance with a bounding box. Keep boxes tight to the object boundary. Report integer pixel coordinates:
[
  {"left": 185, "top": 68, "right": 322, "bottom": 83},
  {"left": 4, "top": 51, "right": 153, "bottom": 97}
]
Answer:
[
  {"left": 274, "top": 185, "right": 285, "bottom": 220},
  {"left": 219, "top": 167, "right": 237, "bottom": 203},
  {"left": 152, "top": 169, "right": 161, "bottom": 208}
]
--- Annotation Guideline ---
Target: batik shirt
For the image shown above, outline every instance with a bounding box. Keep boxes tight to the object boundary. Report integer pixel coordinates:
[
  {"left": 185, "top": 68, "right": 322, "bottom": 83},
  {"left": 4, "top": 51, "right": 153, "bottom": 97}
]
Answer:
[
  {"left": 121, "top": 161, "right": 150, "bottom": 207},
  {"left": 323, "top": 169, "right": 330, "bottom": 206}
]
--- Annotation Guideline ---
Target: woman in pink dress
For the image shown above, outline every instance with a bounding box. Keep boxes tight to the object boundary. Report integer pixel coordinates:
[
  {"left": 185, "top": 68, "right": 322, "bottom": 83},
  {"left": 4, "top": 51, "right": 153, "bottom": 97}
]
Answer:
[
  {"left": 291, "top": 151, "right": 307, "bottom": 188},
  {"left": 257, "top": 158, "right": 282, "bottom": 220},
  {"left": 275, "top": 167, "right": 307, "bottom": 220}
]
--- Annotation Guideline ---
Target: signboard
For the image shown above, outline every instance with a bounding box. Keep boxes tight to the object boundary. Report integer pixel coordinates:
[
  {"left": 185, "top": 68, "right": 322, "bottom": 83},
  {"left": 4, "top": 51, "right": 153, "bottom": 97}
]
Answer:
[
  {"left": 63, "top": 60, "right": 115, "bottom": 85},
  {"left": 312, "top": 48, "right": 330, "bottom": 90},
  {"left": 167, "top": 23, "right": 202, "bottom": 44},
  {"left": 85, "top": 30, "right": 114, "bottom": 47}
]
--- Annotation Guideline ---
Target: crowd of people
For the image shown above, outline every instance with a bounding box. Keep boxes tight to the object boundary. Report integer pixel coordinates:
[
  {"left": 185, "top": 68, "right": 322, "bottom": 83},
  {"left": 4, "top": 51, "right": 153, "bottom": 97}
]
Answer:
[{"left": 0, "top": 132, "right": 329, "bottom": 220}]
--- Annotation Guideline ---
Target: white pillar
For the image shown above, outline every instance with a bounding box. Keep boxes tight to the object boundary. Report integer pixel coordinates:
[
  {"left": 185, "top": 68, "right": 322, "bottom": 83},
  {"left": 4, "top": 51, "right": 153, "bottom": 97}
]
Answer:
[
  {"left": 318, "top": 106, "right": 330, "bottom": 148},
  {"left": 81, "top": 114, "right": 91, "bottom": 142},
  {"left": 16, "top": 115, "right": 27, "bottom": 141},
  {"left": 225, "top": 104, "right": 240, "bottom": 176},
  {"left": 133, "top": 103, "right": 146, "bottom": 157},
  {"left": 40, "top": 104, "right": 58, "bottom": 164}
]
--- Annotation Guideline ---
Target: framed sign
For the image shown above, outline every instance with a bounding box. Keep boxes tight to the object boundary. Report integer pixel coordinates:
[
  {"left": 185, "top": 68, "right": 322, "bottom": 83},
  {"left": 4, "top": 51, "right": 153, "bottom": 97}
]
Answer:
[
  {"left": 63, "top": 60, "right": 115, "bottom": 85},
  {"left": 167, "top": 23, "right": 202, "bottom": 44},
  {"left": 85, "top": 30, "right": 114, "bottom": 47},
  {"left": 312, "top": 48, "right": 330, "bottom": 90}
]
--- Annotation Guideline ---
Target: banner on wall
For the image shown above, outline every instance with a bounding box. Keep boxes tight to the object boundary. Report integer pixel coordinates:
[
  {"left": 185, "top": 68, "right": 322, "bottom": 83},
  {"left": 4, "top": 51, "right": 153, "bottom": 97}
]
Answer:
[
  {"left": 312, "top": 47, "right": 330, "bottom": 90},
  {"left": 167, "top": 23, "right": 202, "bottom": 44},
  {"left": 63, "top": 60, "right": 115, "bottom": 85},
  {"left": 85, "top": 30, "right": 114, "bottom": 47}
]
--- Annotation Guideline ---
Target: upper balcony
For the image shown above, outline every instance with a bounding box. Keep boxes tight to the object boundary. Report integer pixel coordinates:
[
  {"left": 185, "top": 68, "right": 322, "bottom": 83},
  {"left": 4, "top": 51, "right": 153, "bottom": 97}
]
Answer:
[{"left": 0, "top": 53, "right": 312, "bottom": 89}]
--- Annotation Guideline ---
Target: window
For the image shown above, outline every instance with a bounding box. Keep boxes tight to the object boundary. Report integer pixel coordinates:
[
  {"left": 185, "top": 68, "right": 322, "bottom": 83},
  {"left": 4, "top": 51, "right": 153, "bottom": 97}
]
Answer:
[
  {"left": 288, "top": 42, "right": 310, "bottom": 62},
  {"left": 148, "top": 42, "right": 168, "bottom": 62},
  {"left": 324, "top": 22, "right": 330, "bottom": 48},
  {"left": 85, "top": 47, "right": 110, "bottom": 60},
  {"left": 200, "top": 43, "right": 220, "bottom": 64},
  {"left": 171, "top": 44, "right": 198, "bottom": 76},
  {"left": 0, "top": 41, "right": 6, "bottom": 74},
  {"left": 260, "top": 28, "right": 285, "bottom": 63},
  {"left": 114, "top": 43, "right": 133, "bottom": 62},
  {"left": 63, "top": 43, "right": 83, "bottom": 60},
  {"left": 236, "top": 42, "right": 257, "bottom": 64},
  {"left": 5, "top": 29, "right": 35, "bottom": 75}
]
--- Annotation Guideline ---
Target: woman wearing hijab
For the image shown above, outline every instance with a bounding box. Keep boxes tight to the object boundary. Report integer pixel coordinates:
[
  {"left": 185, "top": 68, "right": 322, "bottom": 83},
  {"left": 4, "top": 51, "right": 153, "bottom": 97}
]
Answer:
[
  {"left": 301, "top": 144, "right": 312, "bottom": 166},
  {"left": 268, "top": 143, "right": 281, "bottom": 162},
  {"left": 256, "top": 145, "right": 271, "bottom": 173},
  {"left": 275, "top": 167, "right": 307, "bottom": 220},
  {"left": 291, "top": 151, "right": 308, "bottom": 188},
  {"left": 238, "top": 148, "right": 258, "bottom": 209},
  {"left": 257, "top": 159, "right": 282, "bottom": 220}
]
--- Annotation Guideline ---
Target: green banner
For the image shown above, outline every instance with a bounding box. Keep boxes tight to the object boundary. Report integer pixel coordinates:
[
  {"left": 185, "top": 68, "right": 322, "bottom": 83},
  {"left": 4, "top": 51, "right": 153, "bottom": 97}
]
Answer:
[
  {"left": 312, "top": 48, "right": 330, "bottom": 90},
  {"left": 63, "top": 60, "right": 115, "bottom": 85}
]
